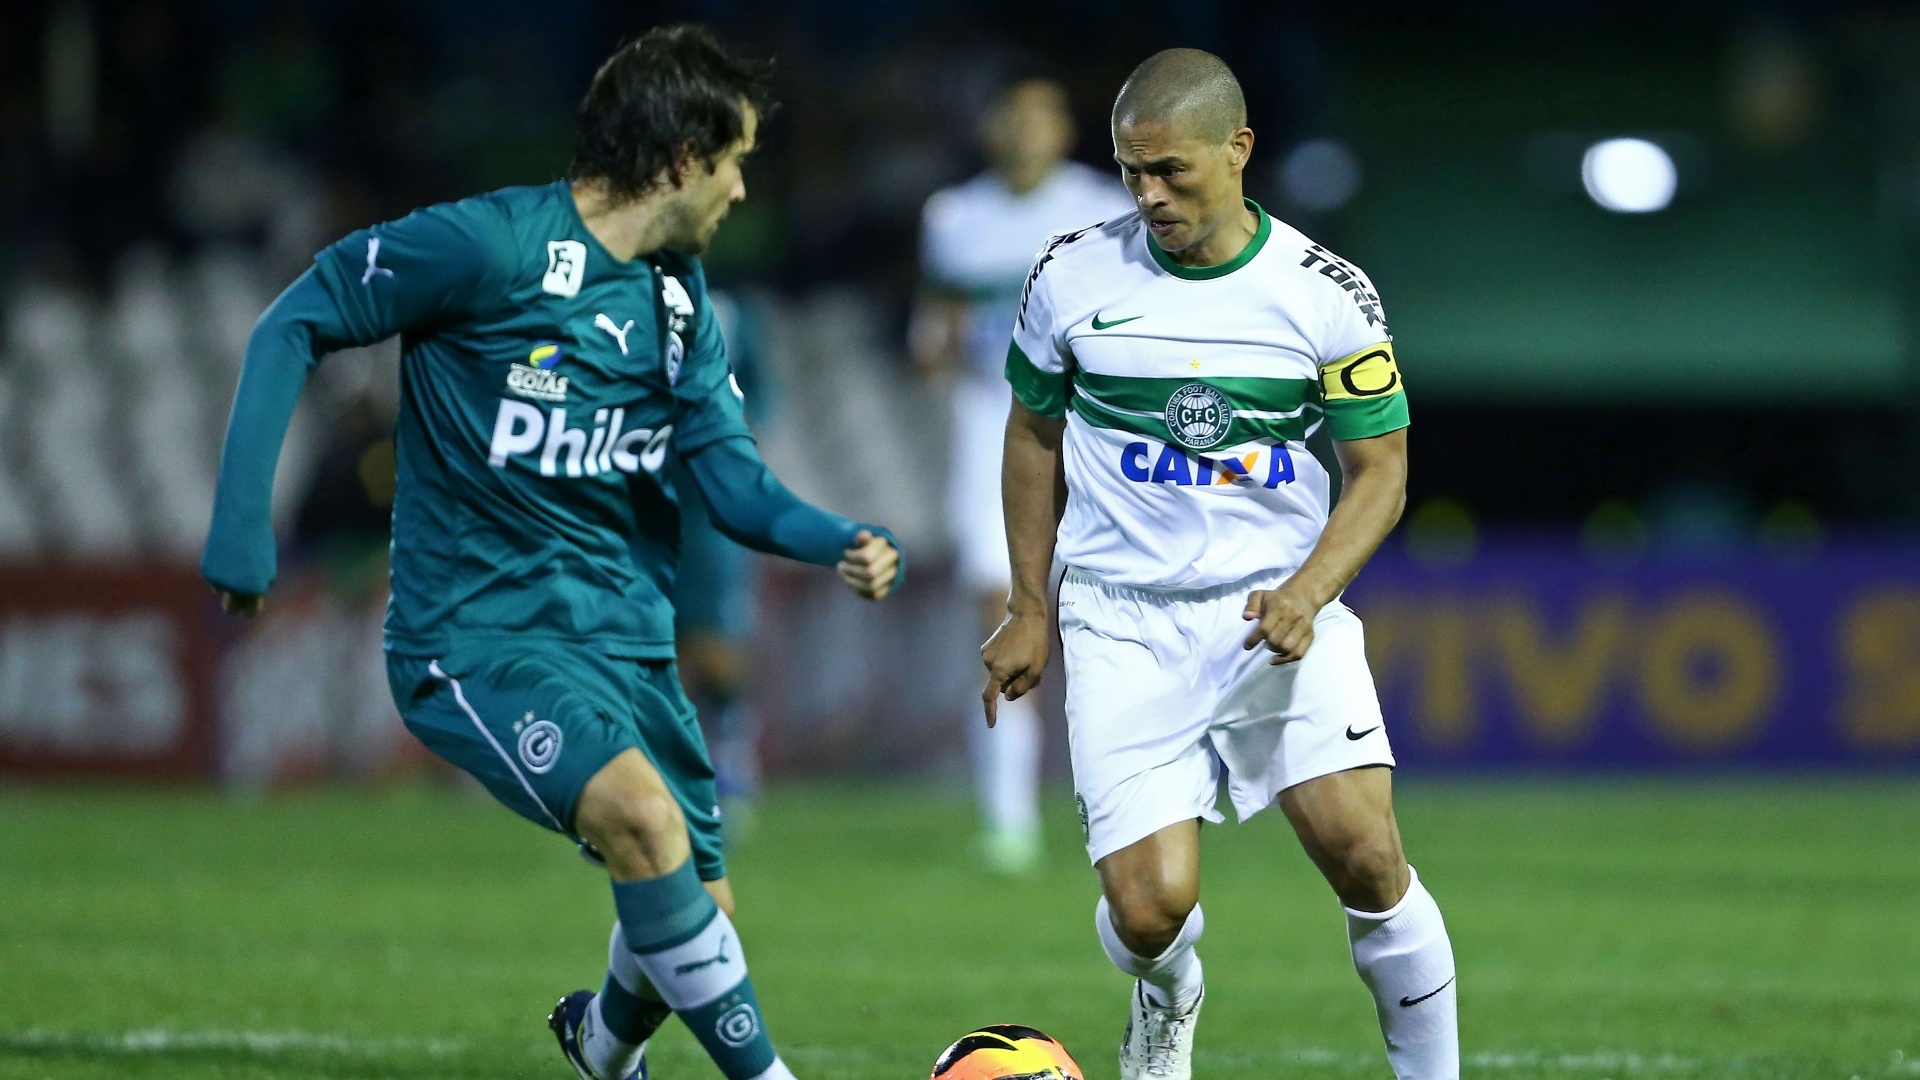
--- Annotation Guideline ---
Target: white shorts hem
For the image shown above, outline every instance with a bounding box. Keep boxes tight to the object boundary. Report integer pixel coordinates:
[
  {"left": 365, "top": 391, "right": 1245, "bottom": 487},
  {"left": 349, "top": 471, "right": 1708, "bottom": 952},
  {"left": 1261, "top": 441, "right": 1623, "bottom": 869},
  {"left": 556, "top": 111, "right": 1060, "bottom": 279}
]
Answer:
[
  {"left": 1085, "top": 799, "right": 1223, "bottom": 867},
  {"left": 1230, "top": 753, "right": 1397, "bottom": 823}
]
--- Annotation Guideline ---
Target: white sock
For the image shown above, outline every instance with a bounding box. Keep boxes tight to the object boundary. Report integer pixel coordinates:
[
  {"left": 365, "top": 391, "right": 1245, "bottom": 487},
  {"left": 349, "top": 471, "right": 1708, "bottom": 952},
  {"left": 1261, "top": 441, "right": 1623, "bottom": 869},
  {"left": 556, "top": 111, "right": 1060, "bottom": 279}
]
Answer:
[
  {"left": 746, "top": 1061, "right": 797, "bottom": 1080},
  {"left": 1345, "top": 867, "right": 1459, "bottom": 1080},
  {"left": 971, "top": 691, "right": 1042, "bottom": 839},
  {"left": 1095, "top": 895, "right": 1205, "bottom": 1009},
  {"left": 581, "top": 995, "right": 641, "bottom": 1080},
  {"left": 582, "top": 923, "right": 657, "bottom": 1080}
]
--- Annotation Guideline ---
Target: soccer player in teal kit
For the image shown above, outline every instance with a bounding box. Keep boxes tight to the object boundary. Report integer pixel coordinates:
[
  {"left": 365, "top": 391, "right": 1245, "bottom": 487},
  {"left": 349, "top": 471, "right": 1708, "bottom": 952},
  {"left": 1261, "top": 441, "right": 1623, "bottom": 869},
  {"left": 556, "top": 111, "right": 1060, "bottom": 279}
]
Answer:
[{"left": 202, "top": 27, "right": 900, "bottom": 1080}]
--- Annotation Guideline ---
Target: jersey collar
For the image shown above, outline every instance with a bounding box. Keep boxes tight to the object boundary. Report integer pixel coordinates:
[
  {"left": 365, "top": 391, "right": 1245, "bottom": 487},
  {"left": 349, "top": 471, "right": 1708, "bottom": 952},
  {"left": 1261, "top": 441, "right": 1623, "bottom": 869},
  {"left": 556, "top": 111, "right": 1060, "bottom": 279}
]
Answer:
[
  {"left": 1146, "top": 198, "right": 1271, "bottom": 281},
  {"left": 554, "top": 180, "right": 663, "bottom": 277}
]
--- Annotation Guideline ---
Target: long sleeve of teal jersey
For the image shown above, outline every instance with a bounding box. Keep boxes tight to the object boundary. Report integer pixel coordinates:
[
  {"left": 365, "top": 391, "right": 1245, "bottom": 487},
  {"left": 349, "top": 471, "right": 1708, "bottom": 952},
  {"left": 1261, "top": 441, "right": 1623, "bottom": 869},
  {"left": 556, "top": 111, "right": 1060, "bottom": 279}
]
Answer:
[
  {"left": 683, "top": 436, "right": 902, "bottom": 583},
  {"left": 202, "top": 205, "right": 498, "bottom": 595},
  {"left": 200, "top": 271, "right": 331, "bottom": 594}
]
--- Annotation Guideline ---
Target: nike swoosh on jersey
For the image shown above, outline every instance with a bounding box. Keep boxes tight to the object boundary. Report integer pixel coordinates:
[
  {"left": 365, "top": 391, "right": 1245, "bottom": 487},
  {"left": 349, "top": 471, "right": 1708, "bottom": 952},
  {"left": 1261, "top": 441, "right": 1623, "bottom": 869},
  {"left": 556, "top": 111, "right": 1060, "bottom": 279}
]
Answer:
[
  {"left": 1090, "top": 312, "right": 1143, "bottom": 330},
  {"left": 1345, "top": 725, "right": 1381, "bottom": 741}
]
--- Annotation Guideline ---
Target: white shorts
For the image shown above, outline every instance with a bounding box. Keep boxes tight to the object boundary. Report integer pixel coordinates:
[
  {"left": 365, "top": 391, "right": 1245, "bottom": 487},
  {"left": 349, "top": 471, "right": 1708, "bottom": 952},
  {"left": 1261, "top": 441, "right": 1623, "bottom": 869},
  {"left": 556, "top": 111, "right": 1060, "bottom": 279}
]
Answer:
[
  {"left": 946, "top": 377, "right": 1012, "bottom": 592},
  {"left": 1060, "top": 566, "right": 1395, "bottom": 864}
]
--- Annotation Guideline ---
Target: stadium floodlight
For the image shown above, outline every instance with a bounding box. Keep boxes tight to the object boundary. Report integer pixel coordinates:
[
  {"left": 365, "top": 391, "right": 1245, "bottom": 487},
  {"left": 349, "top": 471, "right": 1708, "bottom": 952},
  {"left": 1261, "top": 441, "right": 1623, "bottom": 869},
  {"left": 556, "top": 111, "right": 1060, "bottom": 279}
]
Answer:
[
  {"left": 1280, "top": 137, "right": 1362, "bottom": 212},
  {"left": 1581, "top": 137, "right": 1677, "bottom": 213}
]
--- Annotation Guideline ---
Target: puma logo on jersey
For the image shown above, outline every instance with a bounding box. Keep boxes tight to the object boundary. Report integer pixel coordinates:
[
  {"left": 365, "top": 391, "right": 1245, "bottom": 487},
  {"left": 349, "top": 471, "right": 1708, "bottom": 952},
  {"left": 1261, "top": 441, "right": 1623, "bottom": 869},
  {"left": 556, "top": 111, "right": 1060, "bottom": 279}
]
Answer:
[
  {"left": 487, "top": 400, "right": 671, "bottom": 478},
  {"left": 1120, "top": 441, "right": 1295, "bottom": 488},
  {"left": 595, "top": 313, "right": 636, "bottom": 355},
  {"left": 361, "top": 237, "right": 394, "bottom": 284}
]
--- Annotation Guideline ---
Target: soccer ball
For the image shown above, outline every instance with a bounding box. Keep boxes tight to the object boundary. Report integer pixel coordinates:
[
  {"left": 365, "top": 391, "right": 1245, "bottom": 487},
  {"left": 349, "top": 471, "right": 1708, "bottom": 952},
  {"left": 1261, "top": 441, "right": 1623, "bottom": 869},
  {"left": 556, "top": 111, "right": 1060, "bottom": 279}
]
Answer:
[{"left": 930, "top": 1024, "right": 1084, "bottom": 1080}]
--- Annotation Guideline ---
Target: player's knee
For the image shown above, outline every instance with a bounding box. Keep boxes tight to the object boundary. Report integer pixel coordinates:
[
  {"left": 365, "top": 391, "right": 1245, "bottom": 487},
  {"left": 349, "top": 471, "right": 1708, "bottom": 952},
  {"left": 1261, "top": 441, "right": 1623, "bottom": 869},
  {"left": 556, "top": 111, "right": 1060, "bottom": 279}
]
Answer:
[
  {"left": 1323, "top": 831, "right": 1405, "bottom": 910},
  {"left": 579, "top": 787, "right": 685, "bottom": 861},
  {"left": 1108, "top": 883, "right": 1196, "bottom": 954}
]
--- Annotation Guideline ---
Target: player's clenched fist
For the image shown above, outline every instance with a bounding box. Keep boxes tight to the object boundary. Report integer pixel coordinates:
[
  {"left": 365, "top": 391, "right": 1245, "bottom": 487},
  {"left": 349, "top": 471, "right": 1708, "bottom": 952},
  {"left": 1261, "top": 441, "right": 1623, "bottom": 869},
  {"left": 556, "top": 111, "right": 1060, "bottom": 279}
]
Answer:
[
  {"left": 837, "top": 530, "right": 901, "bottom": 600},
  {"left": 1242, "top": 587, "right": 1318, "bottom": 665},
  {"left": 981, "top": 611, "right": 1049, "bottom": 727}
]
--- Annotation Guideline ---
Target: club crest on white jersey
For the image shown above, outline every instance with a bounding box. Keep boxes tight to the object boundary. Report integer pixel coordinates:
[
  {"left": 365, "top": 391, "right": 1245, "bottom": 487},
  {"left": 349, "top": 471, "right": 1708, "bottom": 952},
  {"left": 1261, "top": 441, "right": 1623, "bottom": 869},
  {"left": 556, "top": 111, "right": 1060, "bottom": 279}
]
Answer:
[{"left": 1164, "top": 384, "right": 1234, "bottom": 451}]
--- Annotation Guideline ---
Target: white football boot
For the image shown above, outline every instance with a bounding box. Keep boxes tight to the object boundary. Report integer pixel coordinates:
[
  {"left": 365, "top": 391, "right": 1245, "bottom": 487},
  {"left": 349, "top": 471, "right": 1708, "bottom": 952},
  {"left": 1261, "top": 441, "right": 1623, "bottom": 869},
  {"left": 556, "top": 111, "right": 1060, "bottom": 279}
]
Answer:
[{"left": 1119, "top": 981, "right": 1202, "bottom": 1080}]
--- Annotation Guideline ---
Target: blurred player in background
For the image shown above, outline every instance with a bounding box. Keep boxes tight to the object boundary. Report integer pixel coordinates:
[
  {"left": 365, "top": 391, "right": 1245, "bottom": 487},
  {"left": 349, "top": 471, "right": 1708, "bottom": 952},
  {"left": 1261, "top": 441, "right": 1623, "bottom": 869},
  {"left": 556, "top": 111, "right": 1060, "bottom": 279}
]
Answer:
[
  {"left": 671, "top": 290, "right": 766, "bottom": 842},
  {"left": 983, "top": 49, "right": 1458, "bottom": 1080},
  {"left": 203, "top": 26, "right": 901, "bottom": 1080},
  {"left": 913, "top": 77, "right": 1133, "bottom": 874}
]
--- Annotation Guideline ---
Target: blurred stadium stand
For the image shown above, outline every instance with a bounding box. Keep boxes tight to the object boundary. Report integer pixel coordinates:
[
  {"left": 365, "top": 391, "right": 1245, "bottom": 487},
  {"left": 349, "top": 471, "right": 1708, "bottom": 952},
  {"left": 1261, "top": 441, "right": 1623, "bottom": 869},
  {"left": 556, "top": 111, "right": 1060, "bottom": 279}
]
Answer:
[{"left": 0, "top": 0, "right": 1916, "bottom": 783}]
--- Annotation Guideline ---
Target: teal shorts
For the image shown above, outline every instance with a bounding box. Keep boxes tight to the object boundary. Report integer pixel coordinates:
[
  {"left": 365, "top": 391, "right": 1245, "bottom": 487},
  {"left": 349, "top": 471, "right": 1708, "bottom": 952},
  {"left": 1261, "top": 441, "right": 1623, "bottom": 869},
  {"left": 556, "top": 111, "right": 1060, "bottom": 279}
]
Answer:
[{"left": 387, "top": 644, "right": 726, "bottom": 882}]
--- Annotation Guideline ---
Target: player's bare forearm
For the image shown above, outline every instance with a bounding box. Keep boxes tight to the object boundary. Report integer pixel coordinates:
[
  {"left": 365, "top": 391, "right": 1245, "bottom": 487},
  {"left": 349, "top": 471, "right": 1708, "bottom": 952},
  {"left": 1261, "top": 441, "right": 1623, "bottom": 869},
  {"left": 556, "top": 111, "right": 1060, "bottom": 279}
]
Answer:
[
  {"left": 1001, "top": 400, "right": 1066, "bottom": 616},
  {"left": 907, "top": 293, "right": 969, "bottom": 375},
  {"left": 1287, "top": 428, "right": 1408, "bottom": 608},
  {"left": 1243, "top": 428, "right": 1407, "bottom": 663},
  {"left": 980, "top": 399, "right": 1065, "bottom": 724}
]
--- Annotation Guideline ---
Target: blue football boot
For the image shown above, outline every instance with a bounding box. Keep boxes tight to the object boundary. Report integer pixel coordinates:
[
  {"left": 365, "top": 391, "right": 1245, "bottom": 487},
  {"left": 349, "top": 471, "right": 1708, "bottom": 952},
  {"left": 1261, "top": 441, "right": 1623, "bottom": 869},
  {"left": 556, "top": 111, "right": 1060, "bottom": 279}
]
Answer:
[{"left": 549, "top": 989, "right": 648, "bottom": 1080}]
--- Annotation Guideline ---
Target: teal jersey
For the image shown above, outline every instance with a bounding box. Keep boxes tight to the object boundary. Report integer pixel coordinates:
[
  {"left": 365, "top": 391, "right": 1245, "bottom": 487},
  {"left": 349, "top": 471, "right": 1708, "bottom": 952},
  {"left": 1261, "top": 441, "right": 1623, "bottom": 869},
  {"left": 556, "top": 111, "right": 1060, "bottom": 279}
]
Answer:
[{"left": 206, "top": 181, "right": 830, "bottom": 659}]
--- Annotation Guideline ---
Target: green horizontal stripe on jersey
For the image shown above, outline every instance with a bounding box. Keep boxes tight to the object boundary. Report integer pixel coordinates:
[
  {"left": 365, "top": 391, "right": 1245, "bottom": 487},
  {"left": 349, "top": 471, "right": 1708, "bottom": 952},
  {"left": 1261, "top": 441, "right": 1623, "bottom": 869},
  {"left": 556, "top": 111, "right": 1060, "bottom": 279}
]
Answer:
[
  {"left": 1323, "top": 392, "right": 1410, "bottom": 441},
  {"left": 1005, "top": 341, "right": 1069, "bottom": 418},
  {"left": 1073, "top": 371, "right": 1315, "bottom": 415},
  {"left": 1070, "top": 386, "right": 1318, "bottom": 445},
  {"left": 925, "top": 279, "right": 1014, "bottom": 305}
]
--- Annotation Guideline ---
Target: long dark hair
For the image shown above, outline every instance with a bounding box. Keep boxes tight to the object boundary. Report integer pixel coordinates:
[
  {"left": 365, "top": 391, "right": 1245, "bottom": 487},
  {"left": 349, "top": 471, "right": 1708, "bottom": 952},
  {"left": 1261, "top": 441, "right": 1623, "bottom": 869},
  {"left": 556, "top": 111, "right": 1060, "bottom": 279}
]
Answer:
[{"left": 569, "top": 25, "right": 775, "bottom": 202}]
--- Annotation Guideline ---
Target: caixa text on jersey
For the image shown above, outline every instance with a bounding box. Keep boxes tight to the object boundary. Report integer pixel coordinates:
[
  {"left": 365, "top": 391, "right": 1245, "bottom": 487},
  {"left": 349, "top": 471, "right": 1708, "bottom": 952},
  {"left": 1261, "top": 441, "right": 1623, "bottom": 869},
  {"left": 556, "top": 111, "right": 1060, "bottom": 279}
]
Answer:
[
  {"left": 1120, "top": 440, "right": 1297, "bottom": 488},
  {"left": 487, "top": 400, "right": 672, "bottom": 478}
]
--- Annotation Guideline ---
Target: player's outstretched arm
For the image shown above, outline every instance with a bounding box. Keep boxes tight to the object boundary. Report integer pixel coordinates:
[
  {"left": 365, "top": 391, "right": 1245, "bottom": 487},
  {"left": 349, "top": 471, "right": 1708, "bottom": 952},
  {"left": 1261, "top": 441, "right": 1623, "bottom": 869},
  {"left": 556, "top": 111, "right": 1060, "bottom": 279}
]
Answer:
[
  {"left": 681, "top": 435, "right": 902, "bottom": 599},
  {"left": 1242, "top": 427, "right": 1408, "bottom": 664},
  {"left": 203, "top": 207, "right": 498, "bottom": 614},
  {"left": 981, "top": 399, "right": 1066, "bottom": 726},
  {"left": 201, "top": 270, "right": 355, "bottom": 615}
]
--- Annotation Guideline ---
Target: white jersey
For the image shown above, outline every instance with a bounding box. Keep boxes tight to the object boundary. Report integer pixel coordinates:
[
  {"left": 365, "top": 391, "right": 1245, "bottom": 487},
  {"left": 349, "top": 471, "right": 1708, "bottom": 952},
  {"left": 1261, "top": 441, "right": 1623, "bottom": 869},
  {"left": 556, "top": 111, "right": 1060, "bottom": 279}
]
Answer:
[
  {"left": 1006, "top": 200, "right": 1407, "bottom": 589},
  {"left": 922, "top": 163, "right": 1135, "bottom": 381}
]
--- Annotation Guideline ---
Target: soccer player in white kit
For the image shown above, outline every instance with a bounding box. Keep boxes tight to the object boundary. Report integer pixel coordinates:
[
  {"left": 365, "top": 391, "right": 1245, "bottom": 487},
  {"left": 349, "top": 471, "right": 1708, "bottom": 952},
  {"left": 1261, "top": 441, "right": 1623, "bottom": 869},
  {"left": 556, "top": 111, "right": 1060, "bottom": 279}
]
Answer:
[
  {"left": 913, "top": 78, "right": 1134, "bottom": 874},
  {"left": 982, "top": 50, "right": 1459, "bottom": 1079}
]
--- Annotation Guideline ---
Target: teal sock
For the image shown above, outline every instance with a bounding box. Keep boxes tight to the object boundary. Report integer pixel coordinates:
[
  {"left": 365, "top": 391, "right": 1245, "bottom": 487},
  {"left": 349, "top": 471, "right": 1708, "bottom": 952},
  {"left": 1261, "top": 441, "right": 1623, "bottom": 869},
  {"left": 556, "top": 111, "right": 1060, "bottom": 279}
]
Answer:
[
  {"left": 599, "top": 924, "right": 671, "bottom": 1044},
  {"left": 598, "top": 971, "right": 671, "bottom": 1043},
  {"left": 612, "top": 861, "right": 783, "bottom": 1080}
]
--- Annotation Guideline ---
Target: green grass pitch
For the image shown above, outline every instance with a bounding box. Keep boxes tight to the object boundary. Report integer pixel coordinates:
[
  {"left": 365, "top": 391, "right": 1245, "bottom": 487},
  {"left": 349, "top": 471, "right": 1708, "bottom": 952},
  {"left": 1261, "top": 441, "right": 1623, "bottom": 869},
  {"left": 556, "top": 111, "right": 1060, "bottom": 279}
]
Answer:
[{"left": 2, "top": 778, "right": 1917, "bottom": 1079}]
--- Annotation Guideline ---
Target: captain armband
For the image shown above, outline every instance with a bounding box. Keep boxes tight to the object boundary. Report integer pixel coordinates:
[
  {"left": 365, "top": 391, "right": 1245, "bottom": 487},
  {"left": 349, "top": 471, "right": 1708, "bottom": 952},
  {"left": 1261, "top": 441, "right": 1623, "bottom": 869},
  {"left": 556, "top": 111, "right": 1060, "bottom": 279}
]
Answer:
[{"left": 1319, "top": 342, "right": 1409, "bottom": 440}]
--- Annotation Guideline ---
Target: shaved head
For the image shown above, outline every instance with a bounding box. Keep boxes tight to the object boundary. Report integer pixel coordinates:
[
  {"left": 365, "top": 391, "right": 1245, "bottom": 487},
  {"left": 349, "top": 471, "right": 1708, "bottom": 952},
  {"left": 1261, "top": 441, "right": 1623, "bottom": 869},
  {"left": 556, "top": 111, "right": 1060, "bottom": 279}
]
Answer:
[
  {"left": 1112, "top": 48, "right": 1246, "bottom": 142},
  {"left": 1110, "top": 48, "right": 1256, "bottom": 264}
]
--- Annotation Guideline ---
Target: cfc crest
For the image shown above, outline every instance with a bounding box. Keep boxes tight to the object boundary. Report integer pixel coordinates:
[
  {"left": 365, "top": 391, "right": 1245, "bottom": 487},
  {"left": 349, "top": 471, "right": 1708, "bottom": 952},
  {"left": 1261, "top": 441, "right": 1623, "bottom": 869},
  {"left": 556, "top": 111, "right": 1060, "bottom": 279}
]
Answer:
[{"left": 1164, "top": 383, "right": 1233, "bottom": 451}]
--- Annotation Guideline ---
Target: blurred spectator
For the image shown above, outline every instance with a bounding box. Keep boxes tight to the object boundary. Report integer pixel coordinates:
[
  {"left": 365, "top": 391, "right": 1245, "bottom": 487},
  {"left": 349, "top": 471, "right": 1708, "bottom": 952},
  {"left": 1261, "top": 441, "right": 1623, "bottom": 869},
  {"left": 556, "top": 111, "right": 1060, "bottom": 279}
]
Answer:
[{"left": 911, "top": 76, "right": 1132, "bottom": 874}]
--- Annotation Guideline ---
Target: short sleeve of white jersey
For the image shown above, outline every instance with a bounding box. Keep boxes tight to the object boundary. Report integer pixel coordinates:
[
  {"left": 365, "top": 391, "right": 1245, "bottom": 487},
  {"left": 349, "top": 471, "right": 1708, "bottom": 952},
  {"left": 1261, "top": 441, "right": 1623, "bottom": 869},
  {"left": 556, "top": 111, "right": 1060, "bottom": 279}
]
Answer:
[
  {"left": 1301, "top": 245, "right": 1409, "bottom": 442},
  {"left": 1004, "top": 239, "right": 1073, "bottom": 417}
]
